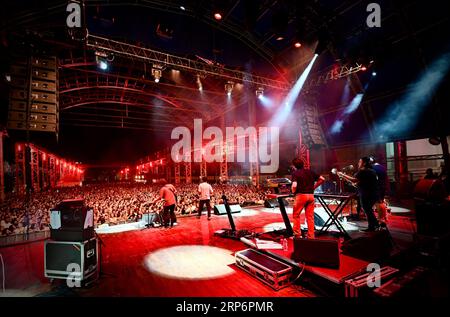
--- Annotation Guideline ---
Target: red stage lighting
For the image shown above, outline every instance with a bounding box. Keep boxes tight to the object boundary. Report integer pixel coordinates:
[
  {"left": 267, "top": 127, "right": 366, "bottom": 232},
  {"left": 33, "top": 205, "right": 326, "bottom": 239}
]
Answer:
[
  {"left": 361, "top": 66, "right": 367, "bottom": 71},
  {"left": 214, "top": 12, "right": 222, "bottom": 20},
  {"left": 294, "top": 42, "right": 302, "bottom": 48}
]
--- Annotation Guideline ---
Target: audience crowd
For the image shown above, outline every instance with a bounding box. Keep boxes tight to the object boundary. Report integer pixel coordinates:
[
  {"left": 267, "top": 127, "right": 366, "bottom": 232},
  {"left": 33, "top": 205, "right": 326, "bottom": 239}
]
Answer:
[{"left": 0, "top": 182, "right": 268, "bottom": 236}]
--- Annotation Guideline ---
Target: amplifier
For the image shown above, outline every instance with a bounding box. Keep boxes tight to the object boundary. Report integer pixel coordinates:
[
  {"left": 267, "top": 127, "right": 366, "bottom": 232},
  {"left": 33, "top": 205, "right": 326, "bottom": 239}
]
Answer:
[
  {"left": 214, "top": 204, "right": 242, "bottom": 215},
  {"left": 235, "top": 249, "right": 294, "bottom": 290},
  {"left": 44, "top": 238, "right": 98, "bottom": 282},
  {"left": 50, "top": 199, "right": 95, "bottom": 241},
  {"left": 292, "top": 238, "right": 340, "bottom": 268}
]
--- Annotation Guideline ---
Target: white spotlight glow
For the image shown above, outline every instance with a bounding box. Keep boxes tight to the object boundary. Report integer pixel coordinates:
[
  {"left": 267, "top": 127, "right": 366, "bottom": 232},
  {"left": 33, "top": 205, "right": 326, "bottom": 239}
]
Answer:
[
  {"left": 270, "top": 54, "right": 318, "bottom": 126},
  {"left": 99, "top": 60, "right": 108, "bottom": 70},
  {"left": 225, "top": 81, "right": 234, "bottom": 96},
  {"left": 258, "top": 95, "right": 274, "bottom": 107},
  {"left": 143, "top": 245, "right": 235, "bottom": 280}
]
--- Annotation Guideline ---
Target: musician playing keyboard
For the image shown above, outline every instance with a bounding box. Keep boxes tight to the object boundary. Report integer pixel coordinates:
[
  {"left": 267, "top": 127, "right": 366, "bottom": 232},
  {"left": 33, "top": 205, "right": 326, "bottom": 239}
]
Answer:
[{"left": 291, "top": 158, "right": 325, "bottom": 239}]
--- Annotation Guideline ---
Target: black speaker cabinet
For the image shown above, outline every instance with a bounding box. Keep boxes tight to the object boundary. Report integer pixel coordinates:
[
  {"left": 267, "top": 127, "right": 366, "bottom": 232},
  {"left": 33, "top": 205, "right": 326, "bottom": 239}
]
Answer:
[
  {"left": 44, "top": 238, "right": 98, "bottom": 282},
  {"left": 214, "top": 204, "right": 242, "bottom": 215},
  {"left": 292, "top": 238, "right": 340, "bottom": 268},
  {"left": 341, "top": 230, "right": 393, "bottom": 262},
  {"left": 50, "top": 199, "right": 95, "bottom": 241},
  {"left": 264, "top": 198, "right": 290, "bottom": 208}
]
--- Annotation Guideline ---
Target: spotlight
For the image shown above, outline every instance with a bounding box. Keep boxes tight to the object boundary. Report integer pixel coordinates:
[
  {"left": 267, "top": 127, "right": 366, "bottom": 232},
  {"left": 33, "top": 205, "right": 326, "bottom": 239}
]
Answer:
[
  {"left": 5, "top": 74, "right": 11, "bottom": 82},
  {"left": 256, "top": 87, "right": 264, "bottom": 98},
  {"left": 95, "top": 51, "right": 112, "bottom": 71},
  {"left": 214, "top": 12, "right": 222, "bottom": 20},
  {"left": 372, "top": 71, "right": 377, "bottom": 77},
  {"left": 361, "top": 66, "right": 367, "bottom": 71},
  {"left": 276, "top": 36, "right": 284, "bottom": 41},
  {"left": 98, "top": 60, "right": 108, "bottom": 70},
  {"left": 196, "top": 74, "right": 203, "bottom": 91},
  {"left": 180, "top": 6, "right": 185, "bottom": 11},
  {"left": 152, "top": 64, "right": 162, "bottom": 83},
  {"left": 294, "top": 42, "right": 302, "bottom": 48},
  {"left": 225, "top": 81, "right": 234, "bottom": 96}
]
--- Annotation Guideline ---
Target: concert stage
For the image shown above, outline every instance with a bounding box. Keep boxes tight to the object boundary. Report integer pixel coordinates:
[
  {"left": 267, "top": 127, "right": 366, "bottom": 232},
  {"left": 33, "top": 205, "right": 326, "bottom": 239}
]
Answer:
[{"left": 0, "top": 205, "right": 416, "bottom": 297}]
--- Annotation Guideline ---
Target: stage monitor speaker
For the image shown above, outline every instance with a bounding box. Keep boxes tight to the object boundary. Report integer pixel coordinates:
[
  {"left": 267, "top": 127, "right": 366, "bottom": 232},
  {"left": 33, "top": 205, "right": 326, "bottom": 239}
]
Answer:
[
  {"left": 292, "top": 238, "right": 340, "bottom": 268},
  {"left": 50, "top": 199, "right": 94, "bottom": 241},
  {"left": 214, "top": 204, "right": 242, "bottom": 215},
  {"left": 341, "top": 230, "right": 393, "bottom": 262},
  {"left": 142, "top": 213, "right": 161, "bottom": 226},
  {"left": 264, "top": 198, "right": 290, "bottom": 208},
  {"left": 44, "top": 238, "right": 98, "bottom": 282}
]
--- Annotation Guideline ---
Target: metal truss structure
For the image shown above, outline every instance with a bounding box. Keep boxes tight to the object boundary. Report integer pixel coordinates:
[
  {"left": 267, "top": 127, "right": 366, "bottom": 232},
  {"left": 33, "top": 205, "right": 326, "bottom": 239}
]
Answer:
[
  {"left": 174, "top": 163, "right": 181, "bottom": 184},
  {"left": 15, "top": 144, "right": 26, "bottom": 195},
  {"left": 86, "top": 34, "right": 290, "bottom": 91},
  {"left": 184, "top": 161, "right": 192, "bottom": 184},
  {"left": 303, "top": 63, "right": 367, "bottom": 92},
  {"left": 200, "top": 160, "right": 208, "bottom": 180},
  {"left": 296, "top": 130, "right": 310, "bottom": 169},
  {"left": 14, "top": 143, "right": 83, "bottom": 194}
]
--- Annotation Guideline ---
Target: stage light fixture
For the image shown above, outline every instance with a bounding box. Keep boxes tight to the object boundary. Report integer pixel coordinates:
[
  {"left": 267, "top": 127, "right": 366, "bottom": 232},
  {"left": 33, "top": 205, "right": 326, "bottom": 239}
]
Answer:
[
  {"left": 98, "top": 60, "right": 108, "bottom": 70},
  {"left": 95, "top": 51, "right": 113, "bottom": 71},
  {"left": 276, "top": 36, "right": 284, "bottom": 41},
  {"left": 225, "top": 81, "right": 234, "bottom": 96},
  {"left": 372, "top": 71, "right": 377, "bottom": 77},
  {"left": 214, "top": 12, "right": 222, "bottom": 20},
  {"left": 152, "top": 64, "right": 162, "bottom": 83},
  {"left": 180, "top": 6, "right": 185, "bottom": 11},
  {"left": 361, "top": 66, "right": 367, "bottom": 71},
  {"left": 294, "top": 42, "right": 302, "bottom": 48},
  {"left": 256, "top": 87, "right": 264, "bottom": 98},
  {"left": 196, "top": 74, "right": 203, "bottom": 91}
]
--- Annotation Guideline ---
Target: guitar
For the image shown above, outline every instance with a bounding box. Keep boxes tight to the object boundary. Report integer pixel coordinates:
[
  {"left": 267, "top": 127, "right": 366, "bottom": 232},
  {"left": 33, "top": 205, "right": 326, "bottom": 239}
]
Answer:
[{"left": 331, "top": 168, "right": 357, "bottom": 188}]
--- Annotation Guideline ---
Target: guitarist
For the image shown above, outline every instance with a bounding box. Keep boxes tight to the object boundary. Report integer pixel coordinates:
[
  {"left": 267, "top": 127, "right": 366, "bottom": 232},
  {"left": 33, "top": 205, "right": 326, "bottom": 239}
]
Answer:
[
  {"left": 338, "top": 157, "right": 380, "bottom": 232},
  {"left": 153, "top": 180, "right": 178, "bottom": 228}
]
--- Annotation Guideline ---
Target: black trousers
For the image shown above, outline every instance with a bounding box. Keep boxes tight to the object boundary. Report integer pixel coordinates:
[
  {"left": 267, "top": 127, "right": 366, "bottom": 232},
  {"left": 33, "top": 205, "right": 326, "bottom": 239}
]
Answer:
[
  {"left": 162, "top": 204, "right": 177, "bottom": 227},
  {"left": 360, "top": 196, "right": 379, "bottom": 229},
  {"left": 198, "top": 199, "right": 211, "bottom": 217}
]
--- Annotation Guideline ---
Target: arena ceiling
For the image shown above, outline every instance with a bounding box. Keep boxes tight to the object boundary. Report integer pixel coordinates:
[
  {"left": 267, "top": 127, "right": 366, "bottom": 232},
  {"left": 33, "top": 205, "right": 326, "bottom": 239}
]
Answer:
[{"left": 1, "top": 0, "right": 450, "bottom": 163}]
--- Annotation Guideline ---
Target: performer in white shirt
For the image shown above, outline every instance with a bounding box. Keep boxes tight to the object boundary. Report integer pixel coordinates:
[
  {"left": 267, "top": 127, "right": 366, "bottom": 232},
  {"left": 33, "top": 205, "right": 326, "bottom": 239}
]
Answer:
[{"left": 197, "top": 177, "right": 214, "bottom": 220}]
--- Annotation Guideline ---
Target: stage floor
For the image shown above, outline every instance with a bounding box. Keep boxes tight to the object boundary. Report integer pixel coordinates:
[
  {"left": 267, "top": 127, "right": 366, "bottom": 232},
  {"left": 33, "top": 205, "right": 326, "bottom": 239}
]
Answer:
[{"left": 0, "top": 205, "right": 415, "bottom": 297}]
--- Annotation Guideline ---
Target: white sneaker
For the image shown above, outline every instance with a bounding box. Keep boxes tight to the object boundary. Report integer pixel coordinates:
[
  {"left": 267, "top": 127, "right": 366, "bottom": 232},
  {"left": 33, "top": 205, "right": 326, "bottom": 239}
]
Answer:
[{"left": 172, "top": 222, "right": 178, "bottom": 226}]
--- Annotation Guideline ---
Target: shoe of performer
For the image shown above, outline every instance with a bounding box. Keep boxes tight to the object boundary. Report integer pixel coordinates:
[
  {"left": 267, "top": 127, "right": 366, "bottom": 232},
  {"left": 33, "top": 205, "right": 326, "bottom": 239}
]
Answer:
[
  {"left": 207, "top": 217, "right": 211, "bottom": 221},
  {"left": 172, "top": 222, "right": 178, "bottom": 226},
  {"left": 379, "top": 222, "right": 387, "bottom": 229}
]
